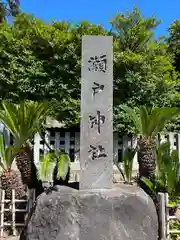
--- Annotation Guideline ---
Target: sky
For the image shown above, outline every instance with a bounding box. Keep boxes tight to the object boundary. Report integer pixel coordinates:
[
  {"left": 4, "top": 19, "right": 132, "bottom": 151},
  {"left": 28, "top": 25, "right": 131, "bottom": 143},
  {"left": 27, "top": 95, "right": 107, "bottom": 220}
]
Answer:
[{"left": 20, "top": 0, "right": 180, "bottom": 37}]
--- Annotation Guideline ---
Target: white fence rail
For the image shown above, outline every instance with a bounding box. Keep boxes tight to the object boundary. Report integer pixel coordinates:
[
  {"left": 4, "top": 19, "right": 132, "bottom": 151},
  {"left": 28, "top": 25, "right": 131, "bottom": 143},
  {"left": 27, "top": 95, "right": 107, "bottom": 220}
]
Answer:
[
  {"left": 159, "top": 192, "right": 180, "bottom": 239},
  {"left": 33, "top": 131, "right": 140, "bottom": 180},
  {"left": 33, "top": 132, "right": 180, "bottom": 181},
  {"left": 0, "top": 189, "right": 35, "bottom": 238},
  {"left": 33, "top": 131, "right": 139, "bottom": 165}
]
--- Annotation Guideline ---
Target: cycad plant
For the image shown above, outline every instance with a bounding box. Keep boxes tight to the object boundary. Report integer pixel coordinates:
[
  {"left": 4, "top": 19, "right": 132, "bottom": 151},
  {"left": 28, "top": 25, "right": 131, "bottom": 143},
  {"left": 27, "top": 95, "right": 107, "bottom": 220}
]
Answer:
[
  {"left": 141, "top": 142, "right": 180, "bottom": 239},
  {"left": 121, "top": 105, "right": 180, "bottom": 184},
  {"left": 116, "top": 147, "right": 136, "bottom": 184},
  {"left": 141, "top": 142, "right": 180, "bottom": 200},
  {"left": 38, "top": 152, "right": 55, "bottom": 190},
  {"left": 156, "top": 142, "right": 180, "bottom": 199},
  {"left": 0, "top": 100, "right": 50, "bottom": 187},
  {"left": 0, "top": 134, "right": 25, "bottom": 199},
  {"left": 38, "top": 150, "right": 70, "bottom": 190}
]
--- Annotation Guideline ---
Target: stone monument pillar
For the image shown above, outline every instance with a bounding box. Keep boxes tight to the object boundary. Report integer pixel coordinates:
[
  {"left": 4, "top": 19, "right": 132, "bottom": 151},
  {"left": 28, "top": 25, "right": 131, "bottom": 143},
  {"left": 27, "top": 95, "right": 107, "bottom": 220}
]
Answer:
[
  {"left": 22, "top": 36, "right": 158, "bottom": 240},
  {"left": 80, "top": 35, "right": 113, "bottom": 189}
]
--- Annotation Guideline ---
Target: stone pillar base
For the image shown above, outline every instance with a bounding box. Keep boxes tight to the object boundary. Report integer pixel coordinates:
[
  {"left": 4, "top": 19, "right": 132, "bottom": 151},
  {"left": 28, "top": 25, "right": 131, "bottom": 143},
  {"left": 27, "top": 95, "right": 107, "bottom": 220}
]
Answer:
[{"left": 24, "top": 185, "right": 158, "bottom": 240}]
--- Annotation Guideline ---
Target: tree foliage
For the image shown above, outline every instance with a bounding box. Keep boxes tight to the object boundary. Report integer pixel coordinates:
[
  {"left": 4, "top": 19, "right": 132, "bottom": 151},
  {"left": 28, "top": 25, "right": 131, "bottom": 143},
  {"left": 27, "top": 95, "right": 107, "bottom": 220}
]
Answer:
[
  {"left": 0, "top": 0, "right": 20, "bottom": 23},
  {"left": 166, "top": 20, "right": 180, "bottom": 132},
  {"left": 0, "top": 100, "right": 50, "bottom": 147},
  {"left": 0, "top": 8, "right": 179, "bottom": 133},
  {"left": 0, "top": 13, "right": 107, "bottom": 127},
  {"left": 120, "top": 105, "right": 180, "bottom": 136},
  {"left": 168, "top": 20, "right": 180, "bottom": 73},
  {"left": 111, "top": 8, "right": 179, "bottom": 134}
]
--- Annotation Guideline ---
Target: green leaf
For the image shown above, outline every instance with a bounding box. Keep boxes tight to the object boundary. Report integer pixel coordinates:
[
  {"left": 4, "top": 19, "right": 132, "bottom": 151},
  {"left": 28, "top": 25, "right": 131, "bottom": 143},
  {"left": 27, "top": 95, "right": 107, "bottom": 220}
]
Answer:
[
  {"left": 152, "top": 108, "right": 180, "bottom": 137},
  {"left": 139, "top": 106, "right": 148, "bottom": 135},
  {"left": 0, "top": 101, "right": 20, "bottom": 142},
  {"left": 146, "top": 107, "right": 162, "bottom": 136},
  {"left": 0, "top": 9, "right": 179, "bottom": 134},
  {"left": 0, "top": 135, "right": 6, "bottom": 165},
  {"left": 120, "top": 105, "right": 142, "bottom": 134},
  {"left": 0, "top": 100, "right": 50, "bottom": 148},
  {"left": 56, "top": 153, "right": 70, "bottom": 180},
  {"left": 6, "top": 145, "right": 20, "bottom": 168},
  {"left": 141, "top": 177, "right": 154, "bottom": 193},
  {"left": 0, "top": 134, "right": 19, "bottom": 169},
  {"left": 156, "top": 142, "right": 180, "bottom": 198},
  {"left": 116, "top": 163, "right": 125, "bottom": 182},
  {"left": 123, "top": 148, "right": 136, "bottom": 182},
  {"left": 38, "top": 152, "right": 56, "bottom": 182}
]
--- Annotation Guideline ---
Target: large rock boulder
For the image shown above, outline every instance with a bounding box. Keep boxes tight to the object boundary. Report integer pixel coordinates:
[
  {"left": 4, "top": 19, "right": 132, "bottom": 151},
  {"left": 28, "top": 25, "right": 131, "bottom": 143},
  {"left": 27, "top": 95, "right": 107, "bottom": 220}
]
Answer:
[{"left": 21, "top": 185, "right": 158, "bottom": 240}]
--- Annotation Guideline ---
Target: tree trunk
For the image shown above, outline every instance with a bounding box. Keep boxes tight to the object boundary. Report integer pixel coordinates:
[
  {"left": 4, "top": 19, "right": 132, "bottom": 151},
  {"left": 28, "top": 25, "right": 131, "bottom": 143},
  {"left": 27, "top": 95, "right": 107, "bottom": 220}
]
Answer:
[
  {"left": 138, "top": 136, "right": 156, "bottom": 180},
  {"left": 137, "top": 136, "right": 156, "bottom": 200},
  {"left": 16, "top": 144, "right": 43, "bottom": 197},
  {"left": 1, "top": 169, "right": 26, "bottom": 199},
  {"left": 15, "top": 145, "right": 32, "bottom": 185}
]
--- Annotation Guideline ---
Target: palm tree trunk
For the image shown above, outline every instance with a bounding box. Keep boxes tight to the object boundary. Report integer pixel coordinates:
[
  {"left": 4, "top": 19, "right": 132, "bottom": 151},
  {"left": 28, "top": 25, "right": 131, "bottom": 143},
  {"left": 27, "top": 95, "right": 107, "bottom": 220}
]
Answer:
[
  {"left": 1, "top": 169, "right": 26, "bottom": 199},
  {"left": 137, "top": 136, "right": 156, "bottom": 199},
  {"left": 1, "top": 169, "right": 26, "bottom": 222},
  {"left": 15, "top": 145, "right": 32, "bottom": 185},
  {"left": 16, "top": 144, "right": 41, "bottom": 191},
  {"left": 138, "top": 136, "right": 156, "bottom": 180}
]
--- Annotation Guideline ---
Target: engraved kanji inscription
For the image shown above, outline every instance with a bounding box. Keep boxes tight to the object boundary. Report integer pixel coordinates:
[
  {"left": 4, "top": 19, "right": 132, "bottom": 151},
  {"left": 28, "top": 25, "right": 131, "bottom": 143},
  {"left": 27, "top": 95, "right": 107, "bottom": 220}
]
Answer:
[
  {"left": 80, "top": 36, "right": 113, "bottom": 189},
  {"left": 89, "top": 110, "right": 105, "bottom": 134},
  {"left": 88, "top": 145, "right": 107, "bottom": 160},
  {"left": 88, "top": 54, "right": 107, "bottom": 73},
  {"left": 92, "top": 82, "right": 104, "bottom": 96}
]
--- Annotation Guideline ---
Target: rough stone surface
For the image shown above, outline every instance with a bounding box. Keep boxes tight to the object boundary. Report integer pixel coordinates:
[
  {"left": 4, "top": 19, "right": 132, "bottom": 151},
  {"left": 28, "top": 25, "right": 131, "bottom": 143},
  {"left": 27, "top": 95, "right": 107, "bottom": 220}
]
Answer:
[{"left": 22, "top": 185, "right": 158, "bottom": 240}]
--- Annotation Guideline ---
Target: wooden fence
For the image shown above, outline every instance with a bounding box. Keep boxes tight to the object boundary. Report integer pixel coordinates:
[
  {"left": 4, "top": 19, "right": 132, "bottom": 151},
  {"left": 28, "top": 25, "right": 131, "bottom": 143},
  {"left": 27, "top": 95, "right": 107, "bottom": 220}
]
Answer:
[
  {"left": 158, "top": 192, "right": 180, "bottom": 239},
  {"left": 0, "top": 189, "right": 35, "bottom": 238}
]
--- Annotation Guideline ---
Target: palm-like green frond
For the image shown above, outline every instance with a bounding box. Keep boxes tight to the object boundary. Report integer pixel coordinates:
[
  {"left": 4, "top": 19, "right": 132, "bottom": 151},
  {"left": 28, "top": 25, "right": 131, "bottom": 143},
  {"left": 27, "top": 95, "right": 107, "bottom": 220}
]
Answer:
[
  {"left": 141, "top": 176, "right": 165, "bottom": 196},
  {"left": 5, "top": 146, "right": 20, "bottom": 168},
  {"left": 151, "top": 108, "right": 180, "bottom": 137},
  {"left": 38, "top": 152, "right": 56, "bottom": 182},
  {"left": 121, "top": 105, "right": 180, "bottom": 137},
  {"left": 0, "top": 134, "right": 19, "bottom": 170},
  {"left": 0, "top": 135, "right": 6, "bottom": 168},
  {"left": 156, "top": 142, "right": 169, "bottom": 171},
  {"left": 116, "top": 147, "right": 136, "bottom": 183},
  {"left": 123, "top": 148, "right": 136, "bottom": 182},
  {"left": 56, "top": 153, "right": 70, "bottom": 180},
  {"left": 155, "top": 142, "right": 180, "bottom": 199},
  {"left": 166, "top": 150, "right": 180, "bottom": 197},
  {"left": 0, "top": 102, "right": 20, "bottom": 141},
  {"left": 145, "top": 107, "right": 161, "bottom": 136},
  {"left": 141, "top": 177, "right": 154, "bottom": 193},
  {"left": 0, "top": 100, "right": 50, "bottom": 147},
  {"left": 139, "top": 106, "right": 148, "bottom": 135},
  {"left": 120, "top": 105, "right": 142, "bottom": 133},
  {"left": 38, "top": 151, "right": 71, "bottom": 182}
]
